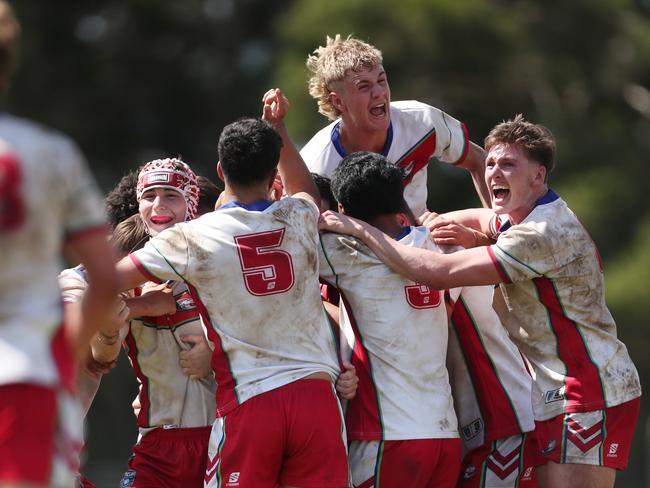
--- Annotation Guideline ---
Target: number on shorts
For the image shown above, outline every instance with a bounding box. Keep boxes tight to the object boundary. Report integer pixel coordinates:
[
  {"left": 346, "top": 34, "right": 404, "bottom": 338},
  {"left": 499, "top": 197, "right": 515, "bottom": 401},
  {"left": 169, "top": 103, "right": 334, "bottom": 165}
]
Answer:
[
  {"left": 0, "top": 151, "right": 25, "bottom": 232},
  {"left": 234, "top": 228, "right": 295, "bottom": 296},
  {"left": 404, "top": 284, "right": 441, "bottom": 309}
]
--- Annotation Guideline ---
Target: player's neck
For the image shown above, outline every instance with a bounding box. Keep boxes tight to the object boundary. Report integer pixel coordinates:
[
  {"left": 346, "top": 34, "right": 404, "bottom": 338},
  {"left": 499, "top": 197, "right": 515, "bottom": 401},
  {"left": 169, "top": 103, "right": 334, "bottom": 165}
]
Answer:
[
  {"left": 367, "top": 215, "right": 405, "bottom": 239},
  {"left": 220, "top": 185, "right": 270, "bottom": 206},
  {"left": 338, "top": 124, "right": 387, "bottom": 154}
]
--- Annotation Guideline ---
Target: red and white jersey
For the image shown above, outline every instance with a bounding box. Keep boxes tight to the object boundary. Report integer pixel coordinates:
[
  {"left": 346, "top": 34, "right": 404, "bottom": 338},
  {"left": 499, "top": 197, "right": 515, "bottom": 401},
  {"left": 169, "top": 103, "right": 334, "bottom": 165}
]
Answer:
[
  {"left": 446, "top": 284, "right": 535, "bottom": 452},
  {"left": 301, "top": 100, "right": 469, "bottom": 216},
  {"left": 131, "top": 197, "right": 340, "bottom": 417},
  {"left": 488, "top": 190, "right": 641, "bottom": 421},
  {"left": 319, "top": 226, "right": 459, "bottom": 441},
  {"left": 124, "top": 280, "right": 217, "bottom": 434},
  {"left": 0, "top": 114, "right": 105, "bottom": 389}
]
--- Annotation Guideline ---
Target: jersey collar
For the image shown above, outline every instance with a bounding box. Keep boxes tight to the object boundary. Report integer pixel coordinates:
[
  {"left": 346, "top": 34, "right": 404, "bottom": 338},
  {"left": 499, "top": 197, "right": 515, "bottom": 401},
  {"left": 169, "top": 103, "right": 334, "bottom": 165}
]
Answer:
[
  {"left": 498, "top": 189, "right": 559, "bottom": 234},
  {"left": 331, "top": 121, "right": 394, "bottom": 158},
  {"left": 217, "top": 199, "right": 274, "bottom": 212}
]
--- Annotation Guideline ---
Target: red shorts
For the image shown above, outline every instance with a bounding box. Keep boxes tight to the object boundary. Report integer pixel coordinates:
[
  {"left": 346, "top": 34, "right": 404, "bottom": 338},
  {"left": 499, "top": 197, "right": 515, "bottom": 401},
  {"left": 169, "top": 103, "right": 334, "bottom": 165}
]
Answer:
[
  {"left": 205, "top": 379, "right": 349, "bottom": 488},
  {"left": 535, "top": 397, "right": 640, "bottom": 470},
  {"left": 349, "top": 438, "right": 462, "bottom": 488},
  {"left": 458, "top": 432, "right": 538, "bottom": 487},
  {"left": 121, "top": 425, "right": 211, "bottom": 487},
  {"left": 0, "top": 384, "right": 57, "bottom": 484}
]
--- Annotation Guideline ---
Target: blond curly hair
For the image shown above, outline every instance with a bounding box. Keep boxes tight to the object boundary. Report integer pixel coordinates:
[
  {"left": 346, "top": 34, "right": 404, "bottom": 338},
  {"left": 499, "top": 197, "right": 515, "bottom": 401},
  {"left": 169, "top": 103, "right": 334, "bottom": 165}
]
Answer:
[{"left": 306, "top": 35, "right": 383, "bottom": 121}]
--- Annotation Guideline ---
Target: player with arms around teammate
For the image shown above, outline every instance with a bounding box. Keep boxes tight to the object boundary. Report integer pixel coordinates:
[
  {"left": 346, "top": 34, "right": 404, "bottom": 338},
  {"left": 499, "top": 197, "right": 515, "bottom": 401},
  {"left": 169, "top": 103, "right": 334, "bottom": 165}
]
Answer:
[
  {"left": 319, "top": 115, "right": 641, "bottom": 488},
  {"left": 0, "top": 2, "right": 116, "bottom": 486},
  {"left": 302, "top": 34, "right": 490, "bottom": 217},
  {"left": 320, "top": 152, "right": 462, "bottom": 487},
  {"left": 113, "top": 95, "right": 349, "bottom": 487}
]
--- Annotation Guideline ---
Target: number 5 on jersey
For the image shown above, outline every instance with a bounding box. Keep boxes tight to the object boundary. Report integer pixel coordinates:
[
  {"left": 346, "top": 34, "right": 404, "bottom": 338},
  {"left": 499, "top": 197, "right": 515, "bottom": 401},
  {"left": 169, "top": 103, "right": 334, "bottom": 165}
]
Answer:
[{"left": 234, "top": 229, "right": 295, "bottom": 296}]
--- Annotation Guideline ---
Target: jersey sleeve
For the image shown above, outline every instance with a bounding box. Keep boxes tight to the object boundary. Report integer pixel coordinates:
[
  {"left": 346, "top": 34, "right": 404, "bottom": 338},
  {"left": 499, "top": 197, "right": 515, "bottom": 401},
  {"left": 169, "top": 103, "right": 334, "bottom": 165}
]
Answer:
[
  {"left": 488, "top": 224, "right": 555, "bottom": 283},
  {"left": 318, "top": 233, "right": 358, "bottom": 285},
  {"left": 426, "top": 106, "right": 469, "bottom": 165},
  {"left": 131, "top": 224, "right": 191, "bottom": 283},
  {"left": 58, "top": 267, "right": 87, "bottom": 303},
  {"left": 58, "top": 138, "right": 107, "bottom": 239}
]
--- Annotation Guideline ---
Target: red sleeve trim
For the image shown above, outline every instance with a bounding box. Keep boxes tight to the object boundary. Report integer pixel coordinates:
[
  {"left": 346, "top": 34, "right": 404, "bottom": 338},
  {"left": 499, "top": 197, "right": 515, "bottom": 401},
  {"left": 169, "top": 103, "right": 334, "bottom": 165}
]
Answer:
[
  {"left": 129, "top": 254, "right": 162, "bottom": 284},
  {"left": 451, "top": 122, "right": 471, "bottom": 166},
  {"left": 487, "top": 246, "right": 511, "bottom": 284}
]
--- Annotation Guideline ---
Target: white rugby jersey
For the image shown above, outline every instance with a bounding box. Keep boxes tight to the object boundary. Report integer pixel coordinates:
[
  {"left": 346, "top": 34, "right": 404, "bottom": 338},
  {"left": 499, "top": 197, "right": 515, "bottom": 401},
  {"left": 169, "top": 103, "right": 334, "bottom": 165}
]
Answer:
[
  {"left": 319, "top": 226, "right": 459, "bottom": 441},
  {"left": 58, "top": 266, "right": 104, "bottom": 417},
  {"left": 301, "top": 100, "right": 469, "bottom": 216},
  {"left": 0, "top": 114, "right": 105, "bottom": 389},
  {"left": 125, "top": 280, "right": 216, "bottom": 433},
  {"left": 131, "top": 197, "right": 340, "bottom": 417},
  {"left": 488, "top": 190, "right": 641, "bottom": 420},
  {"left": 446, "top": 285, "right": 535, "bottom": 452}
]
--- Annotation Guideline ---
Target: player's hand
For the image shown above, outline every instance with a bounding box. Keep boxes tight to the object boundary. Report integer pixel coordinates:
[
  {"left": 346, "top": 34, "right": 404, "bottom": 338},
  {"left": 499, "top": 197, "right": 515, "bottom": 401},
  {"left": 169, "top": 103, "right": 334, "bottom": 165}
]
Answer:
[
  {"left": 419, "top": 211, "right": 440, "bottom": 227},
  {"left": 426, "top": 215, "right": 483, "bottom": 249},
  {"left": 318, "top": 210, "right": 362, "bottom": 237},
  {"left": 261, "top": 88, "right": 289, "bottom": 126},
  {"left": 178, "top": 335, "right": 213, "bottom": 380},
  {"left": 138, "top": 283, "right": 176, "bottom": 316},
  {"left": 336, "top": 361, "right": 359, "bottom": 400},
  {"left": 132, "top": 395, "right": 141, "bottom": 418}
]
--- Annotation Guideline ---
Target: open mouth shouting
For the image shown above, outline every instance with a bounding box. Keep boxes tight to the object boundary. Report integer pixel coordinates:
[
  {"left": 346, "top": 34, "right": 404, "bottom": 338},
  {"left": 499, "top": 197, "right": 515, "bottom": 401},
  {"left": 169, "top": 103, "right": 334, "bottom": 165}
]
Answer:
[
  {"left": 492, "top": 185, "right": 510, "bottom": 204},
  {"left": 370, "top": 102, "right": 387, "bottom": 119}
]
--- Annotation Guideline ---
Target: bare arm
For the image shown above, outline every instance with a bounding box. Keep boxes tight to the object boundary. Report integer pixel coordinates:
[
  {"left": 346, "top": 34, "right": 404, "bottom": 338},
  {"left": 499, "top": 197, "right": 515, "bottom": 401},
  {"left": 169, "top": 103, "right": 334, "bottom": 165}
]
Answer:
[
  {"left": 261, "top": 88, "right": 320, "bottom": 204},
  {"left": 422, "top": 208, "right": 496, "bottom": 236},
  {"left": 319, "top": 211, "right": 502, "bottom": 289},
  {"left": 455, "top": 142, "right": 491, "bottom": 208},
  {"left": 64, "top": 230, "right": 118, "bottom": 360},
  {"left": 115, "top": 255, "right": 150, "bottom": 292}
]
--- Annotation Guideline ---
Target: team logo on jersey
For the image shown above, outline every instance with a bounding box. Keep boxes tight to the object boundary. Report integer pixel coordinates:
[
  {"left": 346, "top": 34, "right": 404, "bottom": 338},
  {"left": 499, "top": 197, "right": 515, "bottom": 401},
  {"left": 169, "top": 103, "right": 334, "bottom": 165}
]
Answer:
[
  {"left": 461, "top": 418, "right": 484, "bottom": 441},
  {"left": 120, "top": 469, "right": 136, "bottom": 487},
  {"left": 541, "top": 440, "right": 557, "bottom": 455},
  {"left": 544, "top": 386, "right": 565, "bottom": 404},
  {"left": 404, "top": 284, "right": 441, "bottom": 309},
  {"left": 147, "top": 172, "right": 170, "bottom": 183},
  {"left": 226, "top": 471, "right": 241, "bottom": 486},
  {"left": 462, "top": 464, "right": 477, "bottom": 480}
]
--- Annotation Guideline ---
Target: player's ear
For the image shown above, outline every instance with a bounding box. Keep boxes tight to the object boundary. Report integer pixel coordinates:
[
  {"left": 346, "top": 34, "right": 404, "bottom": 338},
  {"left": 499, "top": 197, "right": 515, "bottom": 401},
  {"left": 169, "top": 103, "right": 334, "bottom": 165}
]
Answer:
[
  {"left": 396, "top": 212, "right": 410, "bottom": 227},
  {"left": 267, "top": 168, "right": 278, "bottom": 190},
  {"left": 337, "top": 202, "right": 347, "bottom": 215},
  {"left": 216, "top": 161, "right": 225, "bottom": 182},
  {"left": 533, "top": 162, "right": 546, "bottom": 186},
  {"left": 330, "top": 91, "right": 344, "bottom": 114}
]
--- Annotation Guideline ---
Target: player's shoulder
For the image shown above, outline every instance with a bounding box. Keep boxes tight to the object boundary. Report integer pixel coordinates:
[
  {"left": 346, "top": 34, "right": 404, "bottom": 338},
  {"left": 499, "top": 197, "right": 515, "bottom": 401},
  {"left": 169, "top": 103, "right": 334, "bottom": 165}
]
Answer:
[
  {"left": 300, "top": 120, "right": 339, "bottom": 166},
  {"left": 390, "top": 100, "right": 457, "bottom": 128}
]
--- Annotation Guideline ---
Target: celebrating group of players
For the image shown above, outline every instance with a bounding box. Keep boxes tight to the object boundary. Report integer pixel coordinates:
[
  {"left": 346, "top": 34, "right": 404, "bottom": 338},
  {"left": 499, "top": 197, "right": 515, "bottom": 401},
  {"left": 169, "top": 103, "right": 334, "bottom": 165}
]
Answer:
[{"left": 0, "top": 2, "right": 642, "bottom": 487}]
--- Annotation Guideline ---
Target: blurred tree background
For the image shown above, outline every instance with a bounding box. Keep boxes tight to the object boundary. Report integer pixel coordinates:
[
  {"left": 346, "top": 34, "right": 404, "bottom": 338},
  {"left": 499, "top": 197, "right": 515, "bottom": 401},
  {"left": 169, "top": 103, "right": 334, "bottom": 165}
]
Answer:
[{"left": 4, "top": 0, "right": 650, "bottom": 485}]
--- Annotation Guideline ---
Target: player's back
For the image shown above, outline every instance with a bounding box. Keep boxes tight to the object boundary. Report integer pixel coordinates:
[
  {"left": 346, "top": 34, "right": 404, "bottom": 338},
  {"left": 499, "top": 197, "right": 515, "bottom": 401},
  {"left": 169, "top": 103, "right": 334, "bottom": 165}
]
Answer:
[
  {"left": 132, "top": 197, "right": 339, "bottom": 416},
  {"left": 0, "top": 114, "right": 105, "bottom": 386},
  {"left": 319, "top": 225, "right": 458, "bottom": 441}
]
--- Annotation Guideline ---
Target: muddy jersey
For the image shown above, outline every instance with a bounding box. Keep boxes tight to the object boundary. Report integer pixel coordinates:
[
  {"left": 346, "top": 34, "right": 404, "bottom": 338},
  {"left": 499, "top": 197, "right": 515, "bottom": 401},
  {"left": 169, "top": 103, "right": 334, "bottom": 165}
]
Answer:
[
  {"left": 301, "top": 100, "right": 469, "bottom": 216},
  {"left": 131, "top": 197, "right": 340, "bottom": 417},
  {"left": 488, "top": 190, "right": 641, "bottom": 421},
  {"left": 0, "top": 114, "right": 105, "bottom": 389},
  {"left": 446, "top": 284, "right": 535, "bottom": 452},
  {"left": 125, "top": 280, "right": 216, "bottom": 434},
  {"left": 319, "top": 226, "right": 459, "bottom": 441}
]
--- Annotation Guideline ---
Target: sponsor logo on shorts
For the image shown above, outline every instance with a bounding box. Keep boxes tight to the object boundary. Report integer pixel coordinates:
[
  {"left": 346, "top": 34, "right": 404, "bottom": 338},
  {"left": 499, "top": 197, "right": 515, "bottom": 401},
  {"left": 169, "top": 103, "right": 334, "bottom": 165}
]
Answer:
[
  {"left": 226, "top": 471, "right": 241, "bottom": 486},
  {"left": 120, "top": 470, "right": 136, "bottom": 488},
  {"left": 545, "top": 386, "right": 565, "bottom": 404},
  {"left": 541, "top": 439, "right": 556, "bottom": 455},
  {"left": 462, "top": 464, "right": 477, "bottom": 480},
  {"left": 147, "top": 172, "right": 170, "bottom": 183},
  {"left": 461, "top": 418, "right": 484, "bottom": 441},
  {"left": 608, "top": 443, "right": 619, "bottom": 457}
]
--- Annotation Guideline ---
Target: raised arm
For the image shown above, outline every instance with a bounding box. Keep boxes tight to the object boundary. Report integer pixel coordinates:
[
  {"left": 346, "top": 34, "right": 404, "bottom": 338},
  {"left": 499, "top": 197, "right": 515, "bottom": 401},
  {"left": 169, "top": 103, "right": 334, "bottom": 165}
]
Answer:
[
  {"left": 261, "top": 88, "right": 320, "bottom": 203},
  {"left": 319, "top": 211, "right": 501, "bottom": 289},
  {"left": 455, "top": 142, "right": 491, "bottom": 208}
]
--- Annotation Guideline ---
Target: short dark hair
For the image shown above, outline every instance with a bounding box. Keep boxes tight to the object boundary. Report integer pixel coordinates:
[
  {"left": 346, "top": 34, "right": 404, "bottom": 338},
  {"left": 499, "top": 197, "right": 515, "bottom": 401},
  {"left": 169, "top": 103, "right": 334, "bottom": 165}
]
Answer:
[
  {"left": 217, "top": 118, "right": 282, "bottom": 186},
  {"left": 196, "top": 175, "right": 222, "bottom": 215},
  {"left": 485, "top": 114, "right": 556, "bottom": 181},
  {"left": 331, "top": 151, "right": 407, "bottom": 221},
  {"left": 105, "top": 169, "right": 140, "bottom": 229},
  {"left": 311, "top": 172, "right": 337, "bottom": 211}
]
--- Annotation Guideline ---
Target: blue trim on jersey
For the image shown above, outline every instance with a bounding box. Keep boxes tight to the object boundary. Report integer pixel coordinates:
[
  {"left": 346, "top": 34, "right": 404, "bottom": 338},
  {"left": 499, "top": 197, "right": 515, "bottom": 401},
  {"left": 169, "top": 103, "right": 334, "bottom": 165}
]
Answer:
[
  {"left": 497, "top": 189, "right": 559, "bottom": 235},
  {"left": 330, "top": 121, "right": 394, "bottom": 158},
  {"left": 217, "top": 199, "right": 274, "bottom": 212},
  {"left": 395, "top": 226, "right": 412, "bottom": 241}
]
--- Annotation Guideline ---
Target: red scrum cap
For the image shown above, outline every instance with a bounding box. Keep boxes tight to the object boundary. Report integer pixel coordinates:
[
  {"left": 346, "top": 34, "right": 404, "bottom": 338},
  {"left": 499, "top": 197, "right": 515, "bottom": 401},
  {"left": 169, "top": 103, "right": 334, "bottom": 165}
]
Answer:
[{"left": 136, "top": 158, "right": 199, "bottom": 221}]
